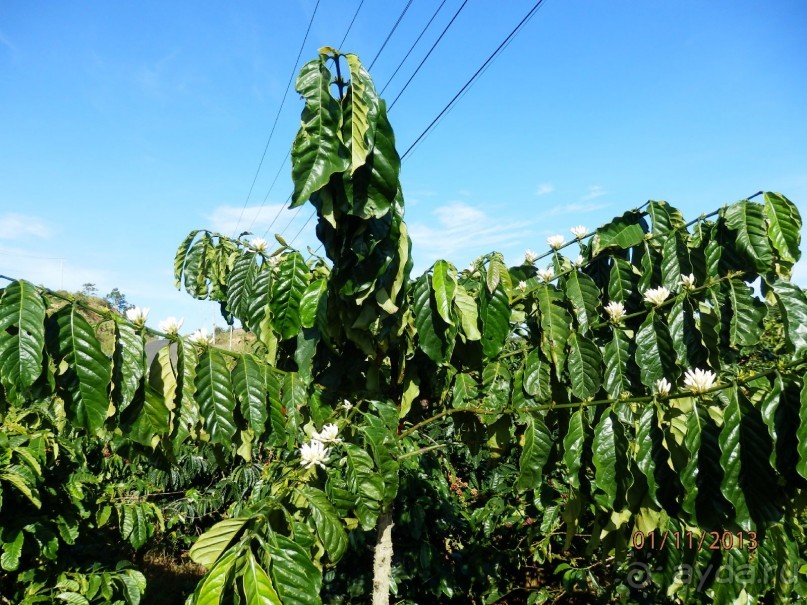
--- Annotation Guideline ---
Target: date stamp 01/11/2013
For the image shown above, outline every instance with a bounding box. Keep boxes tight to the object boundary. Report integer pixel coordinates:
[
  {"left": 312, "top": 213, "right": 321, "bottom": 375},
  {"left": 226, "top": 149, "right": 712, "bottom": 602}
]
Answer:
[{"left": 631, "top": 530, "right": 758, "bottom": 552}]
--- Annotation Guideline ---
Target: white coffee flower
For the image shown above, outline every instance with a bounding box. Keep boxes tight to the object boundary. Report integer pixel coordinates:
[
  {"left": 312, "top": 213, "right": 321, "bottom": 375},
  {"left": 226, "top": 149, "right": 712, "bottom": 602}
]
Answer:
[
  {"left": 158, "top": 316, "right": 184, "bottom": 335},
  {"left": 643, "top": 286, "right": 670, "bottom": 306},
  {"left": 524, "top": 249, "right": 539, "bottom": 264},
  {"left": 312, "top": 423, "right": 341, "bottom": 444},
  {"left": 537, "top": 266, "right": 554, "bottom": 282},
  {"left": 517, "top": 280, "right": 527, "bottom": 291},
  {"left": 575, "top": 255, "right": 585, "bottom": 267},
  {"left": 570, "top": 225, "right": 587, "bottom": 239},
  {"left": 604, "top": 300, "right": 627, "bottom": 323},
  {"left": 251, "top": 237, "right": 268, "bottom": 252},
  {"left": 188, "top": 327, "right": 213, "bottom": 345},
  {"left": 655, "top": 378, "right": 672, "bottom": 397},
  {"left": 547, "top": 234, "right": 565, "bottom": 250},
  {"left": 683, "top": 368, "right": 718, "bottom": 394},
  {"left": 679, "top": 273, "right": 696, "bottom": 291},
  {"left": 300, "top": 440, "right": 331, "bottom": 470},
  {"left": 341, "top": 400, "right": 353, "bottom": 411},
  {"left": 125, "top": 306, "right": 149, "bottom": 326},
  {"left": 269, "top": 254, "right": 283, "bottom": 266}
]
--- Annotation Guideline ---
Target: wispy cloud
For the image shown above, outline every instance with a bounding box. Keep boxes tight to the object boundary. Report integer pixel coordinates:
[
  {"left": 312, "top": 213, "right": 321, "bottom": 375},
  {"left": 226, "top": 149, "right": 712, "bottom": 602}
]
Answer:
[
  {"left": 535, "top": 183, "right": 554, "bottom": 196},
  {"left": 207, "top": 204, "right": 297, "bottom": 235},
  {"left": 581, "top": 185, "right": 606, "bottom": 201},
  {"left": 542, "top": 202, "right": 610, "bottom": 217},
  {"left": 0, "top": 213, "right": 52, "bottom": 240},
  {"left": 409, "top": 201, "right": 534, "bottom": 266}
]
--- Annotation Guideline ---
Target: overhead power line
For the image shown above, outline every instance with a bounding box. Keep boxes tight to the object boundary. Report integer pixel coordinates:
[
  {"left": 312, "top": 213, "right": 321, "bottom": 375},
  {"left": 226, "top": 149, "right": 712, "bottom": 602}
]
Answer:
[
  {"left": 231, "top": 0, "right": 322, "bottom": 237},
  {"left": 401, "top": 0, "right": 547, "bottom": 160},
  {"left": 339, "top": 0, "right": 365, "bottom": 49},
  {"left": 368, "top": 0, "right": 414, "bottom": 71}
]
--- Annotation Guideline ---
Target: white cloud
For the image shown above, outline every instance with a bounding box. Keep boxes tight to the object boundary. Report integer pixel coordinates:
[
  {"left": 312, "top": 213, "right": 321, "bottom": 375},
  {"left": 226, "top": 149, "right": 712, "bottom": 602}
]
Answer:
[
  {"left": 409, "top": 201, "right": 534, "bottom": 267},
  {"left": 581, "top": 185, "right": 606, "bottom": 201},
  {"left": 542, "top": 202, "right": 610, "bottom": 217},
  {"left": 207, "top": 203, "right": 300, "bottom": 236},
  {"left": 535, "top": 183, "right": 554, "bottom": 196},
  {"left": 0, "top": 213, "right": 52, "bottom": 240}
]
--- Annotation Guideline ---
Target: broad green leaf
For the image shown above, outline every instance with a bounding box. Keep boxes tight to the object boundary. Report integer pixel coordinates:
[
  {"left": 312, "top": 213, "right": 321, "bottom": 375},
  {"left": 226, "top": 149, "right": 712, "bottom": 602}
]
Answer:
[
  {"left": 268, "top": 533, "right": 322, "bottom": 605},
  {"left": 124, "top": 384, "right": 170, "bottom": 448},
  {"left": 566, "top": 333, "right": 601, "bottom": 400},
  {"left": 727, "top": 278, "right": 766, "bottom": 347},
  {"left": 195, "top": 349, "right": 237, "bottom": 446},
  {"left": 291, "top": 56, "right": 350, "bottom": 206},
  {"left": 563, "top": 410, "right": 586, "bottom": 490},
  {"left": 56, "top": 593, "right": 90, "bottom": 605},
  {"left": 344, "top": 53, "right": 378, "bottom": 173},
  {"left": 636, "top": 403, "right": 674, "bottom": 508},
  {"left": 516, "top": 414, "right": 552, "bottom": 492},
  {"left": 0, "top": 280, "right": 46, "bottom": 403},
  {"left": 233, "top": 354, "right": 268, "bottom": 435},
  {"left": 796, "top": 381, "right": 807, "bottom": 483},
  {"left": 270, "top": 252, "right": 309, "bottom": 340},
  {"left": 432, "top": 260, "right": 456, "bottom": 325},
  {"left": 485, "top": 255, "right": 511, "bottom": 295},
  {"left": 772, "top": 281, "right": 807, "bottom": 356},
  {"left": 603, "top": 329, "right": 633, "bottom": 399},
  {"left": 174, "top": 337, "right": 200, "bottom": 446},
  {"left": 265, "top": 369, "right": 286, "bottom": 446},
  {"left": 523, "top": 348, "right": 551, "bottom": 401},
  {"left": 451, "top": 372, "right": 478, "bottom": 408},
  {"left": 244, "top": 268, "right": 272, "bottom": 336},
  {"left": 194, "top": 547, "right": 239, "bottom": 605},
  {"left": 298, "top": 486, "right": 348, "bottom": 562},
  {"left": 344, "top": 442, "right": 384, "bottom": 530},
  {"left": 479, "top": 282, "right": 510, "bottom": 359},
  {"left": 46, "top": 304, "right": 111, "bottom": 432},
  {"left": 763, "top": 192, "right": 801, "bottom": 263},
  {"left": 536, "top": 284, "right": 571, "bottom": 376},
  {"left": 635, "top": 310, "right": 678, "bottom": 389},
  {"left": 759, "top": 375, "right": 783, "bottom": 471},
  {"left": 1, "top": 463, "right": 40, "bottom": 507},
  {"left": 226, "top": 252, "right": 258, "bottom": 321},
  {"left": 680, "top": 403, "right": 726, "bottom": 525},
  {"left": 591, "top": 210, "right": 647, "bottom": 256},
  {"left": 660, "top": 230, "right": 692, "bottom": 292},
  {"left": 592, "top": 409, "right": 630, "bottom": 510},
  {"left": 121, "top": 503, "right": 151, "bottom": 549},
  {"left": 361, "top": 413, "right": 399, "bottom": 504},
  {"left": 174, "top": 229, "right": 200, "bottom": 289},
  {"left": 723, "top": 200, "right": 773, "bottom": 272},
  {"left": 189, "top": 517, "right": 248, "bottom": 567},
  {"left": 412, "top": 274, "right": 448, "bottom": 364},
  {"left": 562, "top": 270, "right": 599, "bottom": 334},
  {"left": 183, "top": 234, "right": 212, "bottom": 299},
  {"left": 1, "top": 528, "right": 23, "bottom": 571},
  {"left": 608, "top": 257, "right": 638, "bottom": 303},
  {"left": 243, "top": 550, "right": 282, "bottom": 605},
  {"left": 668, "top": 298, "right": 708, "bottom": 371},
  {"left": 112, "top": 323, "right": 144, "bottom": 414},
  {"left": 718, "top": 388, "right": 754, "bottom": 530},
  {"left": 647, "top": 200, "right": 686, "bottom": 237},
  {"left": 299, "top": 278, "right": 326, "bottom": 329},
  {"left": 480, "top": 360, "right": 511, "bottom": 423},
  {"left": 453, "top": 284, "right": 481, "bottom": 341}
]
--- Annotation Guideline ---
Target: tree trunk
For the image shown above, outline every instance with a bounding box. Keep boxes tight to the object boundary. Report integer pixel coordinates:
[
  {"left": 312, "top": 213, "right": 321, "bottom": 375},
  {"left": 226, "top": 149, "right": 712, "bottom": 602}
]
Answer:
[{"left": 371, "top": 508, "right": 394, "bottom": 605}]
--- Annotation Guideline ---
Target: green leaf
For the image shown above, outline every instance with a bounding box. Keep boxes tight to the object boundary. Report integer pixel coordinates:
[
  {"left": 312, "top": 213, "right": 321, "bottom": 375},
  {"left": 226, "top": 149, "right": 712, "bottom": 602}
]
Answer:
[
  {"left": 0, "top": 280, "right": 46, "bottom": 403},
  {"left": 174, "top": 338, "right": 200, "bottom": 445},
  {"left": 432, "top": 260, "right": 456, "bottom": 325},
  {"left": 647, "top": 200, "right": 686, "bottom": 237},
  {"left": 174, "top": 230, "right": 200, "bottom": 289},
  {"left": 361, "top": 413, "right": 399, "bottom": 504},
  {"left": 479, "top": 282, "right": 510, "bottom": 359},
  {"left": 270, "top": 252, "right": 309, "bottom": 340},
  {"left": 480, "top": 360, "right": 511, "bottom": 423},
  {"left": 796, "top": 381, "right": 807, "bottom": 483},
  {"left": 297, "top": 486, "right": 348, "bottom": 562},
  {"left": 536, "top": 284, "right": 571, "bottom": 376},
  {"left": 772, "top": 281, "right": 807, "bottom": 356},
  {"left": 124, "top": 384, "right": 170, "bottom": 447},
  {"left": 189, "top": 517, "right": 248, "bottom": 568},
  {"left": 413, "top": 274, "right": 448, "bottom": 364},
  {"left": 1, "top": 463, "right": 40, "bottom": 507},
  {"left": 243, "top": 550, "right": 282, "bottom": 605},
  {"left": 344, "top": 53, "right": 378, "bottom": 173},
  {"left": 1, "top": 528, "right": 23, "bottom": 571},
  {"left": 562, "top": 270, "right": 600, "bottom": 334},
  {"left": 183, "top": 234, "right": 212, "bottom": 299},
  {"left": 451, "top": 372, "right": 478, "bottom": 408},
  {"left": 563, "top": 410, "right": 586, "bottom": 490},
  {"left": 244, "top": 268, "right": 272, "bottom": 336},
  {"left": 591, "top": 409, "right": 630, "bottom": 510},
  {"left": 194, "top": 547, "right": 239, "bottom": 605},
  {"left": 592, "top": 210, "right": 647, "bottom": 256},
  {"left": 453, "top": 284, "right": 481, "bottom": 341},
  {"left": 763, "top": 192, "right": 801, "bottom": 264},
  {"left": 523, "top": 348, "right": 551, "bottom": 401},
  {"left": 226, "top": 252, "right": 258, "bottom": 321},
  {"left": 608, "top": 257, "right": 639, "bottom": 303},
  {"left": 291, "top": 56, "right": 350, "bottom": 206},
  {"left": 485, "top": 255, "right": 511, "bottom": 295},
  {"left": 717, "top": 388, "right": 752, "bottom": 530},
  {"left": 566, "top": 333, "right": 601, "bottom": 400},
  {"left": 344, "top": 442, "right": 384, "bottom": 531},
  {"left": 299, "top": 278, "right": 326, "bottom": 329},
  {"left": 112, "top": 323, "right": 145, "bottom": 414},
  {"left": 516, "top": 414, "right": 552, "bottom": 492},
  {"left": 668, "top": 298, "right": 708, "bottom": 372},
  {"left": 723, "top": 200, "right": 773, "bottom": 272},
  {"left": 603, "top": 328, "right": 633, "bottom": 399},
  {"left": 195, "top": 349, "right": 237, "bottom": 446},
  {"left": 46, "top": 304, "right": 111, "bottom": 432},
  {"left": 233, "top": 354, "right": 268, "bottom": 436},
  {"left": 121, "top": 503, "right": 151, "bottom": 549},
  {"left": 727, "top": 278, "right": 766, "bottom": 348},
  {"left": 636, "top": 403, "right": 674, "bottom": 508},
  {"left": 56, "top": 593, "right": 90, "bottom": 605},
  {"left": 635, "top": 310, "right": 678, "bottom": 389},
  {"left": 268, "top": 534, "right": 322, "bottom": 605},
  {"left": 660, "top": 230, "right": 692, "bottom": 292}
]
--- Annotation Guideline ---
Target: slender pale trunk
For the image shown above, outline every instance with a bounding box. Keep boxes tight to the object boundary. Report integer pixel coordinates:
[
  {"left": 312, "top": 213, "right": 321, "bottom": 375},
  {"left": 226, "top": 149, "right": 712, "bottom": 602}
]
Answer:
[{"left": 371, "top": 508, "right": 394, "bottom": 605}]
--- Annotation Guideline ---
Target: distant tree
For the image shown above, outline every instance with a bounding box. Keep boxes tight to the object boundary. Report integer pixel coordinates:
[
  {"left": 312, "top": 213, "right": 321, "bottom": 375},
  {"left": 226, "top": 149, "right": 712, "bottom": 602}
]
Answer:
[
  {"left": 80, "top": 282, "right": 97, "bottom": 296},
  {"left": 105, "top": 287, "right": 131, "bottom": 313}
]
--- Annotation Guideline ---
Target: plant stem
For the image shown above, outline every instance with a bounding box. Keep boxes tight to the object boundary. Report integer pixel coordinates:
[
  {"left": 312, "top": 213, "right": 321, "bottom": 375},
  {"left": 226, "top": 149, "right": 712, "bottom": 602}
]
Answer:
[{"left": 372, "top": 507, "right": 394, "bottom": 605}]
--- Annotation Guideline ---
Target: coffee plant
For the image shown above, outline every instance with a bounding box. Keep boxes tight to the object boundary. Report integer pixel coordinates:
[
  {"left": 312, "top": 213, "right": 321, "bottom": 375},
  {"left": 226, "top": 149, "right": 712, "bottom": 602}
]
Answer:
[{"left": 2, "top": 46, "right": 807, "bottom": 604}]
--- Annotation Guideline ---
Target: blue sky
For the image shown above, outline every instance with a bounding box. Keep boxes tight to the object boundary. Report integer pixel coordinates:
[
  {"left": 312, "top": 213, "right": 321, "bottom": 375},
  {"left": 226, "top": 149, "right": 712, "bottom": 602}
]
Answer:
[{"left": 1, "top": 1, "right": 806, "bottom": 334}]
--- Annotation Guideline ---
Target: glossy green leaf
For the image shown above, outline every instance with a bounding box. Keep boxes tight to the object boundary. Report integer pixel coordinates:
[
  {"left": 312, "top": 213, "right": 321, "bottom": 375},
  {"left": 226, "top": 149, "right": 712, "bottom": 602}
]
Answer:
[
  {"left": 523, "top": 348, "right": 551, "bottom": 401},
  {"left": 344, "top": 53, "right": 378, "bottom": 173},
  {"left": 635, "top": 310, "right": 678, "bottom": 389},
  {"left": 603, "top": 329, "right": 633, "bottom": 399},
  {"left": 562, "top": 270, "right": 599, "bottom": 334},
  {"left": 267, "top": 533, "right": 322, "bottom": 605},
  {"left": 344, "top": 442, "right": 384, "bottom": 530},
  {"left": 479, "top": 282, "right": 510, "bottom": 359},
  {"left": 46, "top": 304, "right": 111, "bottom": 431},
  {"left": 591, "top": 210, "right": 647, "bottom": 256},
  {"left": 1, "top": 529, "right": 23, "bottom": 571},
  {"left": 243, "top": 550, "right": 282, "bottom": 605},
  {"left": 112, "top": 323, "right": 144, "bottom": 414},
  {"left": 189, "top": 517, "right": 248, "bottom": 568},
  {"left": 290, "top": 55, "right": 350, "bottom": 206},
  {"left": 125, "top": 384, "right": 170, "bottom": 448},
  {"left": 432, "top": 260, "right": 456, "bottom": 325},
  {"left": 174, "top": 337, "right": 200, "bottom": 445},
  {"left": 270, "top": 252, "right": 309, "bottom": 340},
  {"left": 591, "top": 409, "right": 630, "bottom": 510},
  {"left": 636, "top": 403, "right": 674, "bottom": 508},
  {"left": 174, "top": 229, "right": 200, "bottom": 289},
  {"left": 647, "top": 200, "right": 685, "bottom": 237},
  {"left": 0, "top": 280, "right": 46, "bottom": 403},
  {"left": 796, "top": 381, "right": 807, "bottom": 482},
  {"left": 566, "top": 332, "right": 601, "bottom": 400},
  {"left": 451, "top": 372, "right": 478, "bottom": 408},
  {"left": 183, "top": 234, "right": 212, "bottom": 299},
  {"left": 660, "top": 230, "right": 692, "bottom": 292},
  {"left": 563, "top": 409, "right": 586, "bottom": 490},
  {"left": 516, "top": 414, "right": 552, "bottom": 492},
  {"left": 361, "top": 413, "right": 399, "bottom": 504},
  {"left": 764, "top": 192, "right": 801, "bottom": 264},
  {"left": 717, "top": 388, "right": 753, "bottom": 530},
  {"left": 233, "top": 354, "right": 268, "bottom": 435},
  {"left": 772, "top": 281, "right": 807, "bottom": 356},
  {"left": 608, "top": 257, "right": 638, "bottom": 303},
  {"left": 298, "top": 485, "right": 348, "bottom": 562},
  {"left": 194, "top": 547, "right": 239, "bottom": 605},
  {"left": 668, "top": 298, "right": 708, "bottom": 371},
  {"left": 413, "top": 274, "right": 448, "bottom": 364},
  {"left": 453, "top": 284, "right": 481, "bottom": 341},
  {"left": 195, "top": 349, "right": 237, "bottom": 446},
  {"left": 727, "top": 278, "right": 766, "bottom": 347},
  {"left": 536, "top": 284, "right": 571, "bottom": 376},
  {"left": 299, "top": 278, "right": 326, "bottom": 329},
  {"left": 226, "top": 252, "right": 258, "bottom": 321},
  {"left": 480, "top": 360, "right": 511, "bottom": 422},
  {"left": 723, "top": 200, "right": 772, "bottom": 271}
]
